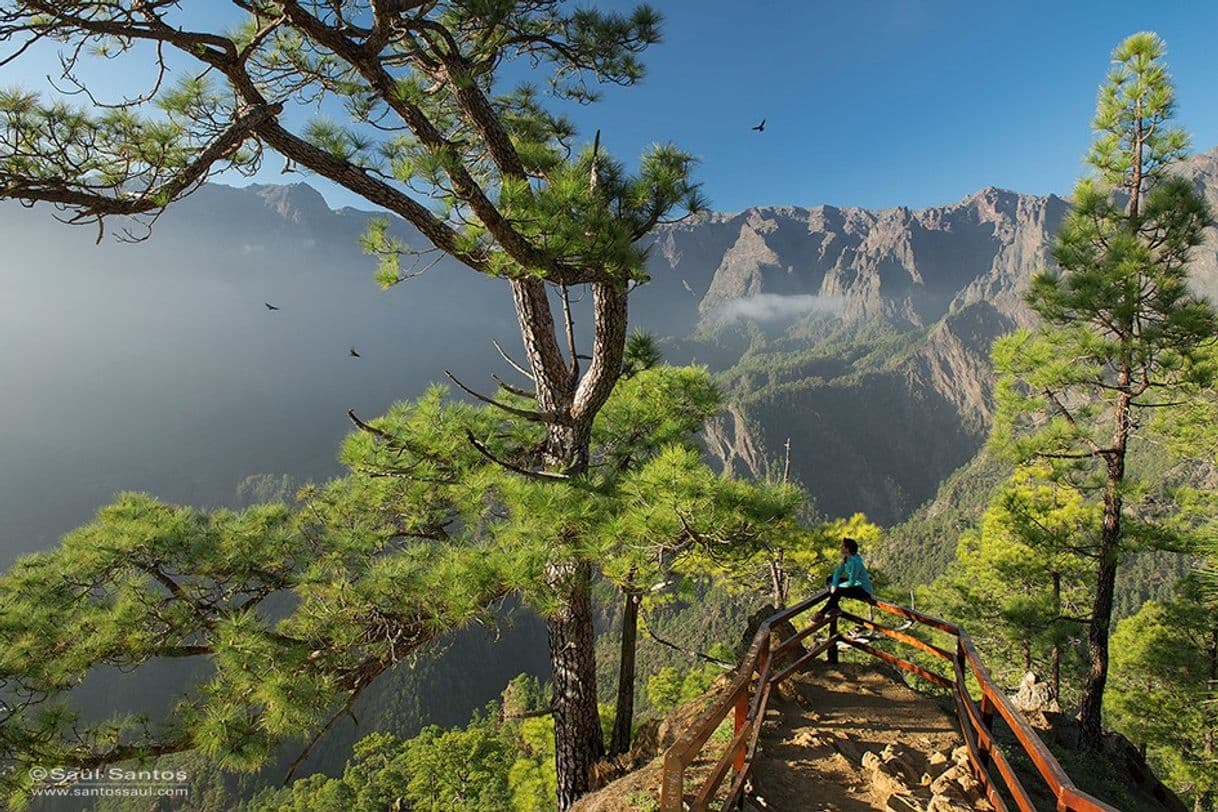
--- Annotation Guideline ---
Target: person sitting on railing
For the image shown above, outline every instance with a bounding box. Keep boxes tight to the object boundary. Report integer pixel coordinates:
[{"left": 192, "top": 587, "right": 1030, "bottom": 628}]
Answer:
[{"left": 820, "top": 537, "right": 873, "bottom": 616}]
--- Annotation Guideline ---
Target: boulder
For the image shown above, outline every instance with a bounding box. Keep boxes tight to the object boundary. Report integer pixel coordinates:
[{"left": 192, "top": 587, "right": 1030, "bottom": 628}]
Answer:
[{"left": 1009, "top": 672, "right": 1060, "bottom": 729}]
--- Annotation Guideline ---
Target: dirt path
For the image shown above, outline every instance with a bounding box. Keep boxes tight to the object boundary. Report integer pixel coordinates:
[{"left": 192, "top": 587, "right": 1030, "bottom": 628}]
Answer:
[{"left": 749, "top": 662, "right": 992, "bottom": 811}]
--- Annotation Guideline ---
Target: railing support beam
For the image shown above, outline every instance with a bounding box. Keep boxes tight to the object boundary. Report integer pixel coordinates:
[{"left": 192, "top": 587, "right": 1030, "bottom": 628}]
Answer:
[{"left": 732, "top": 690, "right": 747, "bottom": 773}]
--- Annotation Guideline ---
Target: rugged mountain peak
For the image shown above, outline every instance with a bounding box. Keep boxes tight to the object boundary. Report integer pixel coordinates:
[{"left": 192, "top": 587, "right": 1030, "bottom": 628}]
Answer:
[
  {"left": 660, "top": 184, "right": 1066, "bottom": 333},
  {"left": 249, "top": 182, "right": 333, "bottom": 225}
]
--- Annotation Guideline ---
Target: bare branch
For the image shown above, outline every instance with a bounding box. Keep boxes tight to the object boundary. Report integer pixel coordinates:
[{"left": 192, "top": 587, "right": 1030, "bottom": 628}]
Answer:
[
  {"left": 445, "top": 370, "right": 560, "bottom": 424},
  {"left": 642, "top": 623, "right": 733, "bottom": 669},
  {"left": 463, "top": 429, "right": 570, "bottom": 481},
  {"left": 492, "top": 373, "right": 535, "bottom": 399},
  {"left": 491, "top": 338, "right": 536, "bottom": 381}
]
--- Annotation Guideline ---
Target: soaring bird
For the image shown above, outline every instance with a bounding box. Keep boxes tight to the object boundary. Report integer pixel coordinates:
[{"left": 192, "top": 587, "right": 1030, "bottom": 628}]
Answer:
[
  {"left": 751, "top": 118, "right": 766, "bottom": 132},
  {"left": 349, "top": 346, "right": 361, "bottom": 358},
  {"left": 264, "top": 302, "right": 280, "bottom": 311}
]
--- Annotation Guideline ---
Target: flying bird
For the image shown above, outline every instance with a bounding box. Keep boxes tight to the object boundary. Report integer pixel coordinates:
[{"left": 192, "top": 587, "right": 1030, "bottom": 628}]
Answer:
[
  {"left": 751, "top": 118, "right": 766, "bottom": 132},
  {"left": 349, "top": 346, "right": 361, "bottom": 358},
  {"left": 264, "top": 302, "right": 280, "bottom": 311}
]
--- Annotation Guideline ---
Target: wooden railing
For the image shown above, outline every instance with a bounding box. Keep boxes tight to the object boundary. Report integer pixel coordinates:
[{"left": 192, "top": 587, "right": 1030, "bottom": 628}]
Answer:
[{"left": 658, "top": 590, "right": 1118, "bottom": 812}]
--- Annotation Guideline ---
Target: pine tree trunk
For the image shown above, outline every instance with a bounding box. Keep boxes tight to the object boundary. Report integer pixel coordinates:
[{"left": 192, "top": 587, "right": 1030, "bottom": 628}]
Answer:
[
  {"left": 1202, "top": 627, "right": 1217, "bottom": 812},
  {"left": 509, "top": 277, "right": 628, "bottom": 808},
  {"left": 548, "top": 558, "right": 604, "bottom": 810},
  {"left": 769, "top": 550, "right": 787, "bottom": 609},
  {"left": 1078, "top": 381, "right": 1131, "bottom": 751},
  {"left": 1052, "top": 571, "right": 1062, "bottom": 700},
  {"left": 609, "top": 588, "right": 640, "bottom": 757}
]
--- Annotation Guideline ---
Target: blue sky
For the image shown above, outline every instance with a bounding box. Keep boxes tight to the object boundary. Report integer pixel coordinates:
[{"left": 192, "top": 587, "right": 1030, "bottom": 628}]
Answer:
[
  {"left": 7, "top": 1, "right": 1218, "bottom": 213},
  {"left": 575, "top": 0, "right": 1218, "bottom": 211}
]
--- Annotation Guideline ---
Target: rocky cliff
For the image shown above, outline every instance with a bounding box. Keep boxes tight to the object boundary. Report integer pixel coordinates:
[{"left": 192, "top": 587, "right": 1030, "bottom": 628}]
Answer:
[{"left": 645, "top": 148, "right": 1218, "bottom": 524}]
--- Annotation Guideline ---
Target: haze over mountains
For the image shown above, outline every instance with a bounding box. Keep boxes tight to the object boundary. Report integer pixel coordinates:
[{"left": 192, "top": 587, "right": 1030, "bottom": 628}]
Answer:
[
  {"left": 6, "top": 147, "right": 1218, "bottom": 800},
  {"left": 6, "top": 149, "right": 1218, "bottom": 568}
]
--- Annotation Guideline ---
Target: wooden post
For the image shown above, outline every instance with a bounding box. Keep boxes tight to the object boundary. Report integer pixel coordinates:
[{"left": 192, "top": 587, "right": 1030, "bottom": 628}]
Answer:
[
  {"left": 827, "top": 612, "right": 839, "bottom": 664},
  {"left": 733, "top": 689, "right": 748, "bottom": 772},
  {"left": 659, "top": 749, "right": 683, "bottom": 812},
  {"left": 979, "top": 691, "right": 996, "bottom": 769}
]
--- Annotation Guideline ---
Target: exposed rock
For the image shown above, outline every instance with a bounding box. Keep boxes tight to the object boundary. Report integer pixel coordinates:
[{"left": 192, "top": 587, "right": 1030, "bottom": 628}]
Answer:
[
  {"left": 886, "top": 796, "right": 922, "bottom": 812},
  {"left": 1010, "top": 671, "right": 1061, "bottom": 729},
  {"left": 664, "top": 149, "right": 1218, "bottom": 526}
]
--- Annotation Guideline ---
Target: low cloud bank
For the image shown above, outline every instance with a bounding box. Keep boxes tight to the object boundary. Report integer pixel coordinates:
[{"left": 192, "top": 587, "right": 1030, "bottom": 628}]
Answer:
[{"left": 710, "top": 293, "right": 845, "bottom": 323}]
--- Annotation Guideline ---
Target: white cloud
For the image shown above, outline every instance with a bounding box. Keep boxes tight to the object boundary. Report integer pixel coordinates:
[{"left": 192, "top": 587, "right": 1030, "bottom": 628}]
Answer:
[{"left": 710, "top": 293, "right": 845, "bottom": 323}]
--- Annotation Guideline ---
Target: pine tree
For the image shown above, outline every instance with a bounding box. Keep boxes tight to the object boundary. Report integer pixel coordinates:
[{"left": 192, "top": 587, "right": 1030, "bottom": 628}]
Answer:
[
  {"left": 0, "top": 365, "right": 799, "bottom": 808},
  {"left": 0, "top": 4, "right": 702, "bottom": 806},
  {"left": 1109, "top": 578, "right": 1218, "bottom": 811},
  {"left": 990, "top": 32, "right": 1217, "bottom": 750},
  {"left": 919, "top": 467, "right": 1095, "bottom": 699}
]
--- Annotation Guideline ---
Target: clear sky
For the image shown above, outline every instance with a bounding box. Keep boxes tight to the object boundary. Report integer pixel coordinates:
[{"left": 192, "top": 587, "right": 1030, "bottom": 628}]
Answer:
[
  {"left": 574, "top": 0, "right": 1218, "bottom": 211},
  {"left": 6, "top": 0, "right": 1218, "bottom": 213}
]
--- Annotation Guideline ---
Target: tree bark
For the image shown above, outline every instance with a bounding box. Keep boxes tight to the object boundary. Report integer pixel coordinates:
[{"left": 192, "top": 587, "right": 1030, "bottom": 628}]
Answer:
[
  {"left": 1078, "top": 377, "right": 1131, "bottom": 751},
  {"left": 508, "top": 277, "right": 628, "bottom": 808},
  {"left": 609, "top": 587, "right": 641, "bottom": 757},
  {"left": 769, "top": 550, "right": 787, "bottom": 609},
  {"left": 548, "top": 558, "right": 605, "bottom": 810},
  {"left": 1052, "top": 571, "right": 1062, "bottom": 700}
]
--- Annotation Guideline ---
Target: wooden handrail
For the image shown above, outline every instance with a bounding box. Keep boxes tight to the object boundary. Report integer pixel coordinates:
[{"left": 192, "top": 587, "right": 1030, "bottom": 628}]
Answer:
[{"left": 657, "top": 590, "right": 1119, "bottom": 812}]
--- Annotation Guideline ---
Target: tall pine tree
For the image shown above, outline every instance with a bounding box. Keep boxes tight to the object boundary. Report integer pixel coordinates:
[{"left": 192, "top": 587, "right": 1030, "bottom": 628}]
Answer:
[
  {"left": 991, "top": 32, "right": 1217, "bottom": 749},
  {"left": 0, "top": 3, "right": 701, "bottom": 806}
]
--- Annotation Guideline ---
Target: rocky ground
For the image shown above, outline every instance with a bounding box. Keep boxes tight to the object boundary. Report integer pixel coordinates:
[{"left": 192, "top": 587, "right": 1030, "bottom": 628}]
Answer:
[
  {"left": 749, "top": 664, "right": 986, "bottom": 811},
  {"left": 576, "top": 663, "right": 988, "bottom": 811}
]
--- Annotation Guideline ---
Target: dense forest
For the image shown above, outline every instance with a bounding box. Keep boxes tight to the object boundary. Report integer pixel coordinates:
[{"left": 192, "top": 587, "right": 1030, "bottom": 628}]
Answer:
[{"left": 0, "top": 3, "right": 1216, "bottom": 812}]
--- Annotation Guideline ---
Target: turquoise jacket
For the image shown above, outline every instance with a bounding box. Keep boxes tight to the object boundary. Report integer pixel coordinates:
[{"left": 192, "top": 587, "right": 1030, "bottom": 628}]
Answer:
[{"left": 830, "top": 553, "right": 873, "bottom": 594}]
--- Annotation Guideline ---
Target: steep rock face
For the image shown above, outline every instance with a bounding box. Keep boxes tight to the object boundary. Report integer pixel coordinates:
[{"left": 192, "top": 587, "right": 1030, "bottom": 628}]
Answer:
[
  {"left": 646, "top": 149, "right": 1218, "bottom": 524},
  {"left": 646, "top": 189, "right": 1066, "bottom": 522},
  {"left": 1175, "top": 147, "right": 1218, "bottom": 294},
  {"left": 647, "top": 188, "right": 1068, "bottom": 332},
  {"left": 703, "top": 404, "right": 774, "bottom": 482},
  {"left": 907, "top": 301, "right": 1017, "bottom": 433}
]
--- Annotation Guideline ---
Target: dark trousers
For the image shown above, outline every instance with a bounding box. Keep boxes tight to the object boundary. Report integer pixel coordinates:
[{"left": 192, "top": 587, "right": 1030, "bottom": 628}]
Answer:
[{"left": 824, "top": 578, "right": 871, "bottom": 614}]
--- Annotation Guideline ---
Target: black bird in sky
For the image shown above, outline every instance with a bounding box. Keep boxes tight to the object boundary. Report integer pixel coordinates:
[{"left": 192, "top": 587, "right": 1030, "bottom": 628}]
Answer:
[
  {"left": 349, "top": 346, "right": 361, "bottom": 358},
  {"left": 264, "top": 302, "right": 280, "bottom": 311},
  {"left": 751, "top": 118, "right": 766, "bottom": 132}
]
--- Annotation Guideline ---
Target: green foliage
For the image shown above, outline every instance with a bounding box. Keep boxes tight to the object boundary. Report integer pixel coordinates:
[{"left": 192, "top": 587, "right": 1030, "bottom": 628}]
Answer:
[
  {"left": 644, "top": 658, "right": 725, "bottom": 716},
  {"left": 718, "top": 320, "right": 928, "bottom": 408},
  {"left": 918, "top": 467, "right": 1096, "bottom": 696},
  {"left": 594, "top": 581, "right": 755, "bottom": 721},
  {"left": 626, "top": 790, "right": 660, "bottom": 812},
  {"left": 1109, "top": 579, "right": 1218, "bottom": 809},
  {"left": 1087, "top": 33, "right": 1190, "bottom": 189},
  {"left": 880, "top": 452, "right": 1011, "bottom": 586},
  {"left": 991, "top": 31, "right": 1216, "bottom": 492},
  {"left": 506, "top": 716, "right": 558, "bottom": 812},
  {"left": 677, "top": 509, "right": 880, "bottom": 609},
  {"left": 246, "top": 707, "right": 516, "bottom": 812},
  {"left": 243, "top": 673, "right": 565, "bottom": 812},
  {"left": 0, "top": 365, "right": 801, "bottom": 806},
  {"left": 235, "top": 473, "right": 299, "bottom": 508},
  {"left": 988, "top": 32, "right": 1217, "bottom": 739},
  {"left": 622, "top": 330, "right": 663, "bottom": 378},
  {"left": 1158, "top": 343, "right": 1218, "bottom": 603},
  {"left": 0, "top": 3, "right": 703, "bottom": 284}
]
